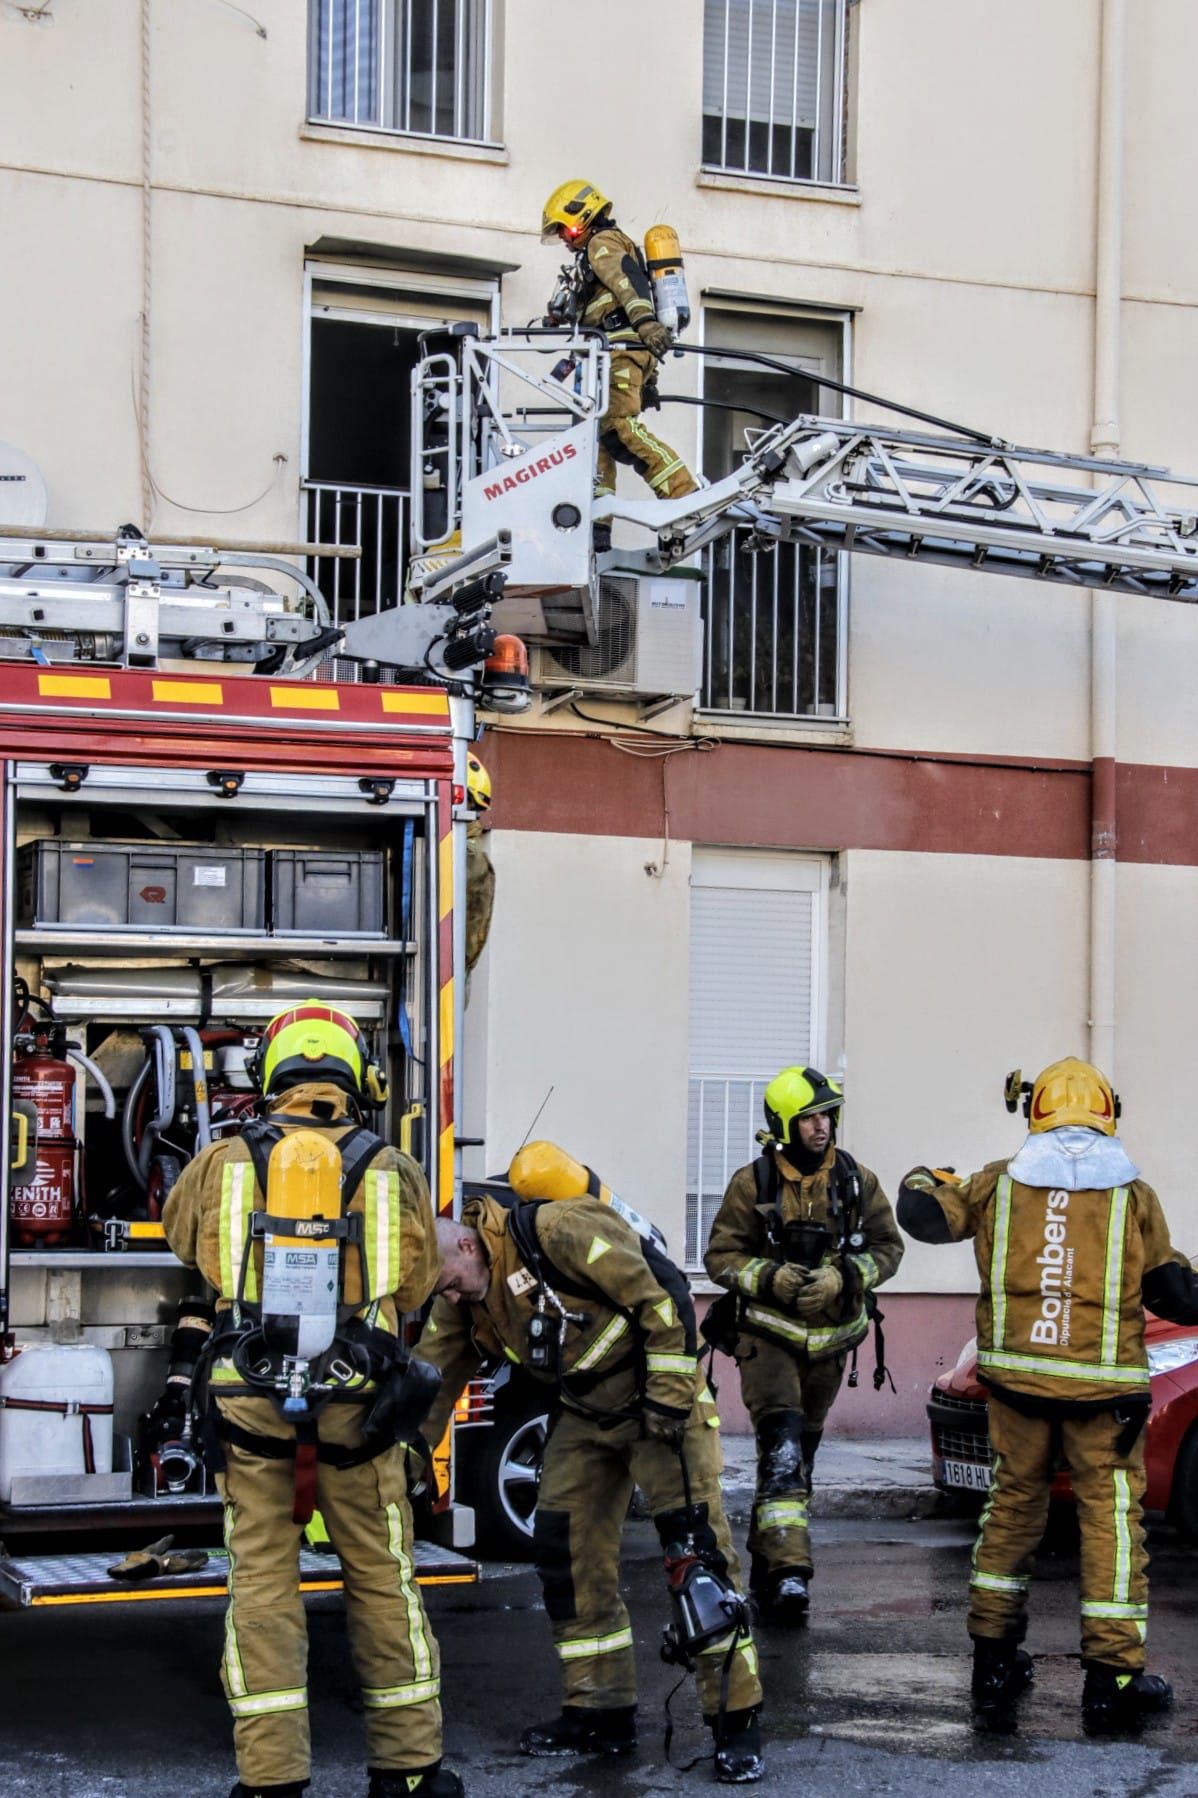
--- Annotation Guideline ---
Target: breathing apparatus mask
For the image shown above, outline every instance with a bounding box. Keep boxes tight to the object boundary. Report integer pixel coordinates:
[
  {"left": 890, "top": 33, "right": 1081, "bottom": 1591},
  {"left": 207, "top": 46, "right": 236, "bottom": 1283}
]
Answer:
[{"left": 660, "top": 1451, "right": 750, "bottom": 1668}]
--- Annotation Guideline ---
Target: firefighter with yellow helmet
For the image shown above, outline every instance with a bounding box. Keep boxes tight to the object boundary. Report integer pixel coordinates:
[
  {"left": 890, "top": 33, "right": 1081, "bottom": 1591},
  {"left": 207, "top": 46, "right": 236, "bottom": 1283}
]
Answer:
[
  {"left": 464, "top": 750, "right": 495, "bottom": 973},
  {"left": 541, "top": 179, "right": 697, "bottom": 503},
  {"left": 163, "top": 1003, "right": 461, "bottom": 1798},
  {"left": 899, "top": 1057, "right": 1198, "bottom": 1734},
  {"left": 704, "top": 1067, "right": 903, "bottom": 1622}
]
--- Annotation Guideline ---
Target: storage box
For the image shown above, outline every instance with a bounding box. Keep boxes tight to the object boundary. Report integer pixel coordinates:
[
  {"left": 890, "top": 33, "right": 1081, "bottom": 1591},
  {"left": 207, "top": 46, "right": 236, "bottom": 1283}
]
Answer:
[
  {"left": 0, "top": 1343, "right": 115, "bottom": 1503},
  {"left": 270, "top": 850, "right": 386, "bottom": 937},
  {"left": 18, "top": 841, "right": 266, "bottom": 933}
]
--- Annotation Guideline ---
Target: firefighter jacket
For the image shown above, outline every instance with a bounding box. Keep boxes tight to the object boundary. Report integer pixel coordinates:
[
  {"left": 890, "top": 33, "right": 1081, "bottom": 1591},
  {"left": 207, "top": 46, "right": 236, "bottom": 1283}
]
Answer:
[
  {"left": 465, "top": 820, "right": 495, "bottom": 972},
  {"left": 898, "top": 1158, "right": 1198, "bottom": 1411},
  {"left": 704, "top": 1145, "right": 904, "bottom": 1363},
  {"left": 163, "top": 1082, "right": 438, "bottom": 1395},
  {"left": 418, "top": 1194, "right": 697, "bottom": 1445},
  {"left": 574, "top": 226, "right": 657, "bottom": 345}
]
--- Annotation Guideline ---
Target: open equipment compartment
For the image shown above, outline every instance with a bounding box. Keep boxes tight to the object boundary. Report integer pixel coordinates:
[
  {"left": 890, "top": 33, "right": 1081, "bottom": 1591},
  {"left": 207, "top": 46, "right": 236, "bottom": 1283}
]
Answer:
[{"left": 0, "top": 666, "right": 476, "bottom": 1598}]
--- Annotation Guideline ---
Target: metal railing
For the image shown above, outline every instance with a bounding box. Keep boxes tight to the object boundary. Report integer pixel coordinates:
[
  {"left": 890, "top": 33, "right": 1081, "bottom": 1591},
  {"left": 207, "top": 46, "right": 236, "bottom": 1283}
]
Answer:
[
  {"left": 309, "top": 0, "right": 492, "bottom": 142},
  {"left": 700, "top": 531, "right": 841, "bottom": 717},
  {"left": 686, "top": 1074, "right": 771, "bottom": 1266},
  {"left": 304, "top": 483, "right": 408, "bottom": 629},
  {"left": 702, "top": 0, "right": 847, "bottom": 185}
]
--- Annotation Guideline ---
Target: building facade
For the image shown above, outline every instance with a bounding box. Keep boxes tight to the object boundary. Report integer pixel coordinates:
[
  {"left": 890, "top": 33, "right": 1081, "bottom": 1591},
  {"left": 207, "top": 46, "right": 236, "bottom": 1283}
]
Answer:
[{"left": 3, "top": 0, "right": 1195, "bottom": 1431}]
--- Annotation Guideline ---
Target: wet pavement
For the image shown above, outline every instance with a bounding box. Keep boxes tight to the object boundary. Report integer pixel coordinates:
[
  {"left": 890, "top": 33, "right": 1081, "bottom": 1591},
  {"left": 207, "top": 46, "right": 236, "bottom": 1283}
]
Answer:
[{"left": 4, "top": 1515, "right": 1198, "bottom": 1795}]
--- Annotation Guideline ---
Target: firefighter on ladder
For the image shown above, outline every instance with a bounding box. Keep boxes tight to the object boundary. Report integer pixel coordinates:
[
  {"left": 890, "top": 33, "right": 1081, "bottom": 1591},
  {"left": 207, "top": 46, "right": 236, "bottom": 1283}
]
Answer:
[
  {"left": 541, "top": 180, "right": 698, "bottom": 508},
  {"left": 899, "top": 1057, "right": 1198, "bottom": 1734},
  {"left": 163, "top": 1003, "right": 462, "bottom": 1798}
]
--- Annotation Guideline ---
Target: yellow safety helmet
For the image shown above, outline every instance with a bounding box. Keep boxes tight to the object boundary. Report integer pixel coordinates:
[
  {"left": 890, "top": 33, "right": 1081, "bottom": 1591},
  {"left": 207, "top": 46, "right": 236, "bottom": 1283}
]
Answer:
[
  {"left": 252, "top": 1001, "right": 388, "bottom": 1107},
  {"left": 541, "top": 179, "right": 611, "bottom": 245},
  {"left": 1006, "top": 1057, "right": 1119, "bottom": 1135},
  {"left": 1029, "top": 1057, "right": 1118, "bottom": 1134},
  {"left": 466, "top": 751, "right": 491, "bottom": 812},
  {"left": 763, "top": 1065, "right": 842, "bottom": 1155}
]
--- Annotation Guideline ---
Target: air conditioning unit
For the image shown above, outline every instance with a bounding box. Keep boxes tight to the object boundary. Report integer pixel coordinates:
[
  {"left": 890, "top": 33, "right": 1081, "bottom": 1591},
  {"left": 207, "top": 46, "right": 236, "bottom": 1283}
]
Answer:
[{"left": 533, "top": 575, "right": 703, "bottom": 701}]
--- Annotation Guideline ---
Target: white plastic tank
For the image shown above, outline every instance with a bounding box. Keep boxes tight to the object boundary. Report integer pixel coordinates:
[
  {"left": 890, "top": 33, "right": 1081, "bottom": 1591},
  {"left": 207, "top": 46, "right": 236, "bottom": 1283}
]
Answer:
[{"left": 0, "top": 1343, "right": 114, "bottom": 1500}]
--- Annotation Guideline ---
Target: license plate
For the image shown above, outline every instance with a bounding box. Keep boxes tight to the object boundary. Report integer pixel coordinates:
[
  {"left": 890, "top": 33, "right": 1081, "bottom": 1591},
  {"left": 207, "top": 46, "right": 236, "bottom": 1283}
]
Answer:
[{"left": 942, "top": 1457, "right": 992, "bottom": 1492}]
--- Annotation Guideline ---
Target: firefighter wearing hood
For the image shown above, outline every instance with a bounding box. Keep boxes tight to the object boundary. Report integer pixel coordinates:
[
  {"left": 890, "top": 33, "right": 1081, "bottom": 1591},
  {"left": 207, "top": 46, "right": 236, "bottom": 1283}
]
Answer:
[
  {"left": 704, "top": 1067, "right": 903, "bottom": 1623},
  {"left": 899, "top": 1057, "right": 1198, "bottom": 1735}
]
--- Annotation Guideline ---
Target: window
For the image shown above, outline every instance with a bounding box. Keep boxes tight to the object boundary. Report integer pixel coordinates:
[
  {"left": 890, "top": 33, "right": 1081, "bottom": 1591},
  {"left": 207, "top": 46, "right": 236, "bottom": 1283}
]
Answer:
[
  {"left": 700, "top": 304, "right": 847, "bottom": 718},
  {"left": 309, "top": 0, "right": 493, "bottom": 143},
  {"left": 686, "top": 850, "right": 827, "bottom": 1268},
  {"left": 301, "top": 265, "right": 494, "bottom": 641},
  {"left": 703, "top": 0, "right": 848, "bottom": 185}
]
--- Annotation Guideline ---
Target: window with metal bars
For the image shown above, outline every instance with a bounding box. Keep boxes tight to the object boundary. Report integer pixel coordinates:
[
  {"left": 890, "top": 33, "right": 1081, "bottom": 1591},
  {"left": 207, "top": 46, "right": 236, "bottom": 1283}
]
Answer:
[
  {"left": 309, "top": 0, "right": 493, "bottom": 143},
  {"left": 702, "top": 0, "right": 848, "bottom": 185},
  {"left": 699, "top": 305, "right": 847, "bottom": 719}
]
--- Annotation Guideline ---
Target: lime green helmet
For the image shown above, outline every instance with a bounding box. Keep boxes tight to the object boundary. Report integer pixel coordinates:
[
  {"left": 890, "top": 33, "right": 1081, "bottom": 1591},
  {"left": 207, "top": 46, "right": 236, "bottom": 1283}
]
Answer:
[
  {"left": 763, "top": 1066, "right": 842, "bottom": 1156},
  {"left": 251, "top": 1001, "right": 388, "bottom": 1106}
]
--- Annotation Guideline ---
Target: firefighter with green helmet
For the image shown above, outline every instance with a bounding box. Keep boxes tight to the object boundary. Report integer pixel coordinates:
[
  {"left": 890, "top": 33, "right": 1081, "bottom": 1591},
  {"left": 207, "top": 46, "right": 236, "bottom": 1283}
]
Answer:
[
  {"left": 417, "top": 1182, "right": 765, "bottom": 1784},
  {"left": 704, "top": 1066, "right": 903, "bottom": 1623},
  {"left": 163, "top": 1003, "right": 461, "bottom": 1798},
  {"left": 541, "top": 179, "right": 698, "bottom": 503},
  {"left": 899, "top": 1057, "right": 1198, "bottom": 1734}
]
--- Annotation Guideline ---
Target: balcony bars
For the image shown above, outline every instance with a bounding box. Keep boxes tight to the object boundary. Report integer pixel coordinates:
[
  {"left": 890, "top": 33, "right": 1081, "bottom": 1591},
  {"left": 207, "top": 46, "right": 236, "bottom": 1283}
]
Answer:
[
  {"left": 702, "top": 0, "right": 847, "bottom": 185},
  {"left": 309, "top": 0, "right": 491, "bottom": 143},
  {"left": 701, "top": 532, "right": 841, "bottom": 717}
]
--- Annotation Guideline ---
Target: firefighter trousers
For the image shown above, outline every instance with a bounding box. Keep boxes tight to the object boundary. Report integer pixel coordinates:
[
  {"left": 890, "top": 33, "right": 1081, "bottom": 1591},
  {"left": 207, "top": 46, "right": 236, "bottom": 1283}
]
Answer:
[
  {"left": 532, "top": 1380, "right": 762, "bottom": 1717},
  {"left": 215, "top": 1396, "right": 441, "bottom": 1787},
  {"left": 736, "top": 1337, "right": 846, "bottom": 1579},
  {"left": 597, "top": 348, "right": 698, "bottom": 500},
  {"left": 969, "top": 1395, "right": 1149, "bottom": 1672}
]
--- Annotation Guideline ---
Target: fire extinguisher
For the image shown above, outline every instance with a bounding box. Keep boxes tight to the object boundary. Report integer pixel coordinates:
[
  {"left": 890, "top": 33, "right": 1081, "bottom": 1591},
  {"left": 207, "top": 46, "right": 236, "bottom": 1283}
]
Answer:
[{"left": 11, "top": 986, "right": 79, "bottom": 1247}]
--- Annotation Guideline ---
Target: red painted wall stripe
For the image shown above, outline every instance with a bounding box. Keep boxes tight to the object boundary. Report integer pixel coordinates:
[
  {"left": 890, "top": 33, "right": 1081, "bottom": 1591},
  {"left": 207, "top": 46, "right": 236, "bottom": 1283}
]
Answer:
[{"left": 483, "top": 730, "right": 1198, "bottom": 869}]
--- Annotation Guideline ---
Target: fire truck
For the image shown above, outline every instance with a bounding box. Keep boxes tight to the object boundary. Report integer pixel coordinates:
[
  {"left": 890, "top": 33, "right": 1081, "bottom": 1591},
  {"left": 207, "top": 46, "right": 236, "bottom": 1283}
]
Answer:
[{"left": 5, "top": 322, "right": 1198, "bottom": 1604}]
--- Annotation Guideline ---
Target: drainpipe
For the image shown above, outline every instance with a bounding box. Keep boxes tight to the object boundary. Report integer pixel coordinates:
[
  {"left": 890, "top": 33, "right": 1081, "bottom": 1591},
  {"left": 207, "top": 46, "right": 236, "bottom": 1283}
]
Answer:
[{"left": 1088, "top": 0, "right": 1125, "bottom": 1081}]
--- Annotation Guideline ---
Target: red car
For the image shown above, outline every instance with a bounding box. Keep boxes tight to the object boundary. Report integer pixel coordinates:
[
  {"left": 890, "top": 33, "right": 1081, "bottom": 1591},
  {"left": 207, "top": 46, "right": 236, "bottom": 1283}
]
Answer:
[{"left": 928, "top": 1314, "right": 1198, "bottom": 1532}]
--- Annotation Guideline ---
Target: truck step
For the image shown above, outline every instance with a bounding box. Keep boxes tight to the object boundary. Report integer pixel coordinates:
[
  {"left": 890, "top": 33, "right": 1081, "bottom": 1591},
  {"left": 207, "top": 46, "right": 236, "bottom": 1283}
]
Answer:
[{"left": 0, "top": 1540, "right": 477, "bottom": 1609}]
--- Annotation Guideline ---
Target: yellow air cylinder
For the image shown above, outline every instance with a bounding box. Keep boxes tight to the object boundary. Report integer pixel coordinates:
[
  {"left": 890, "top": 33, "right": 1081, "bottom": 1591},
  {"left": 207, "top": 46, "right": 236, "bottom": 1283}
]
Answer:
[
  {"left": 643, "top": 224, "right": 690, "bottom": 334},
  {"left": 260, "top": 1130, "right": 342, "bottom": 1363},
  {"left": 508, "top": 1140, "right": 666, "bottom": 1248}
]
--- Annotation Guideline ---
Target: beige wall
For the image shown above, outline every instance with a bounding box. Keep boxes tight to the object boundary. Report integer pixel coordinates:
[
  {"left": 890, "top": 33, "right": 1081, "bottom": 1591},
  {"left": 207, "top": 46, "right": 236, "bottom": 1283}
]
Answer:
[{"left": 462, "top": 828, "right": 693, "bottom": 1253}]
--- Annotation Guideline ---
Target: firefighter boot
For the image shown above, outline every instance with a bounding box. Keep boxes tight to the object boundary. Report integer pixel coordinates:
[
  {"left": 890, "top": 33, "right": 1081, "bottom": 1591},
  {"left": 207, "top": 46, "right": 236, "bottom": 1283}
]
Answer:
[
  {"left": 519, "top": 1705, "right": 638, "bottom": 1758},
  {"left": 1082, "top": 1666, "right": 1173, "bottom": 1735},
  {"left": 752, "top": 1563, "right": 809, "bottom": 1625},
  {"left": 367, "top": 1765, "right": 465, "bottom": 1797},
  {"left": 971, "top": 1638, "right": 1034, "bottom": 1733},
  {"left": 710, "top": 1707, "right": 765, "bottom": 1785}
]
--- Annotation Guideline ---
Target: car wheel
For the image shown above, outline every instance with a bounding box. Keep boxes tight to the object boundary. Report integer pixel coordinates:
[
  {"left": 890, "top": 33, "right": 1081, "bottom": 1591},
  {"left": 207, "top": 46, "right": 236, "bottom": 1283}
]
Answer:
[
  {"left": 459, "top": 1397, "right": 550, "bottom": 1560},
  {"left": 1168, "top": 1421, "right": 1198, "bottom": 1539}
]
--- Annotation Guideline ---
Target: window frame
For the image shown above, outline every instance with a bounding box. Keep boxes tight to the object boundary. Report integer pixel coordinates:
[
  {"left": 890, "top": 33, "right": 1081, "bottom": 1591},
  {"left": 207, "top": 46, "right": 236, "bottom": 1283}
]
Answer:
[
  {"left": 695, "top": 298, "right": 853, "bottom": 726},
  {"left": 685, "top": 846, "right": 831, "bottom": 1271},
  {"left": 700, "top": 0, "right": 851, "bottom": 190},
  {"left": 306, "top": 0, "right": 502, "bottom": 149}
]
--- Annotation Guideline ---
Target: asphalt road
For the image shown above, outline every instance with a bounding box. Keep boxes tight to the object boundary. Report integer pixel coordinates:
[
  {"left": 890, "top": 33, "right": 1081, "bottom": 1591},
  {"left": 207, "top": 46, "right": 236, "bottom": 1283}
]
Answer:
[{"left": 5, "top": 1517, "right": 1198, "bottom": 1797}]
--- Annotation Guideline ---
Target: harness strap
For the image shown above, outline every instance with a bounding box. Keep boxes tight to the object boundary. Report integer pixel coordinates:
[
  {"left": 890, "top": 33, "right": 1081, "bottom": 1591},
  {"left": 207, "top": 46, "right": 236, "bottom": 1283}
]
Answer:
[{"left": 293, "top": 1422, "right": 319, "bottom": 1526}]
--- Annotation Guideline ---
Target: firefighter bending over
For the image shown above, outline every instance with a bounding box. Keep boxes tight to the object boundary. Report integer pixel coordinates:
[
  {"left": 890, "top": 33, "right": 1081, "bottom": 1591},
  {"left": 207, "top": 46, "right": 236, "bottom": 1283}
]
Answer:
[
  {"left": 899, "top": 1058, "right": 1198, "bottom": 1735},
  {"left": 541, "top": 179, "right": 698, "bottom": 503},
  {"left": 418, "top": 1180, "right": 765, "bottom": 1784},
  {"left": 163, "top": 1003, "right": 460, "bottom": 1798},
  {"left": 704, "top": 1067, "right": 903, "bottom": 1622}
]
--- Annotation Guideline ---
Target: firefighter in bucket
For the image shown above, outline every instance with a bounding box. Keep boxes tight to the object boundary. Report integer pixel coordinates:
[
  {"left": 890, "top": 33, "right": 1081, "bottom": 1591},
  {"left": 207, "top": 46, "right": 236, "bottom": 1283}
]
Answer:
[{"left": 163, "top": 1003, "right": 462, "bottom": 1798}]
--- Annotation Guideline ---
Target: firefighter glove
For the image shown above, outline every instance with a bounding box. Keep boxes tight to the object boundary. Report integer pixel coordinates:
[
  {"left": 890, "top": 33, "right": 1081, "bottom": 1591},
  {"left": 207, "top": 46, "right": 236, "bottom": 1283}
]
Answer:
[
  {"left": 769, "top": 1262, "right": 810, "bottom": 1308},
  {"left": 643, "top": 1406, "right": 689, "bottom": 1449},
  {"left": 636, "top": 319, "right": 674, "bottom": 360},
  {"left": 790, "top": 1263, "right": 843, "bottom": 1318}
]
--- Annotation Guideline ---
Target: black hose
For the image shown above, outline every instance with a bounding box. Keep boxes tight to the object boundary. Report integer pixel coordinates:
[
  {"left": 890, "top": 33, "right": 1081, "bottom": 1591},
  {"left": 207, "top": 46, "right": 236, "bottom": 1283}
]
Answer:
[{"left": 669, "top": 341, "right": 1004, "bottom": 448}]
